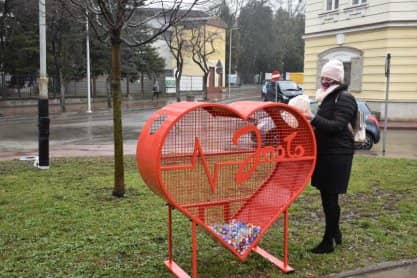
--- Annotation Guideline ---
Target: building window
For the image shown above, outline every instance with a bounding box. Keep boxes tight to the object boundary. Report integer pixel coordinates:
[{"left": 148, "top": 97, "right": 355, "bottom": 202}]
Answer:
[
  {"left": 326, "top": 0, "right": 339, "bottom": 11},
  {"left": 352, "top": 0, "right": 366, "bottom": 5},
  {"left": 343, "top": 62, "right": 351, "bottom": 86}
]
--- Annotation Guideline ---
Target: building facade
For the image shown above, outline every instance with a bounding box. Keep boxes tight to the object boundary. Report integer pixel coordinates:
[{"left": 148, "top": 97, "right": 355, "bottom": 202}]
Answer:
[
  {"left": 304, "top": 0, "right": 417, "bottom": 120},
  {"left": 151, "top": 12, "right": 227, "bottom": 94}
]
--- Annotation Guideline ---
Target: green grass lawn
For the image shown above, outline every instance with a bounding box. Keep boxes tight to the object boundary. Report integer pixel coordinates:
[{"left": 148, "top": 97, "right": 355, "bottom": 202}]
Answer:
[{"left": 1, "top": 156, "right": 416, "bottom": 277}]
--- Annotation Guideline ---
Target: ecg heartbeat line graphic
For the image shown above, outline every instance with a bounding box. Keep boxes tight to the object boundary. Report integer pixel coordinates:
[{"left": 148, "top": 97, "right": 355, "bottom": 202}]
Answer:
[{"left": 160, "top": 125, "right": 313, "bottom": 193}]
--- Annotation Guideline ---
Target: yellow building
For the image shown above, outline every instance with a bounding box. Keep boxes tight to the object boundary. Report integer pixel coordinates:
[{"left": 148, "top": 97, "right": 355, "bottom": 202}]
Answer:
[
  {"left": 304, "top": 0, "right": 417, "bottom": 120},
  {"left": 153, "top": 13, "right": 227, "bottom": 94},
  {"left": 180, "top": 17, "right": 227, "bottom": 93}
]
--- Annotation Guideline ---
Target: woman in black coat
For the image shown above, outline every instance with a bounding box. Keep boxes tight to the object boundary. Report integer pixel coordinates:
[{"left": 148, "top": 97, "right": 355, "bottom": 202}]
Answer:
[{"left": 304, "top": 59, "right": 358, "bottom": 253}]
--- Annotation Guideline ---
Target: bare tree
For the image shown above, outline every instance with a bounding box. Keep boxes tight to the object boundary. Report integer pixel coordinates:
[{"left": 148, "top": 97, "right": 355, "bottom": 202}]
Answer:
[
  {"left": 269, "top": 0, "right": 305, "bottom": 16},
  {"left": 287, "top": 0, "right": 305, "bottom": 16},
  {"left": 48, "top": 0, "right": 87, "bottom": 112},
  {"left": 189, "top": 20, "right": 221, "bottom": 100},
  {"left": 163, "top": 25, "right": 188, "bottom": 102},
  {"left": 226, "top": 0, "right": 251, "bottom": 17},
  {"left": 61, "top": 0, "right": 202, "bottom": 197}
]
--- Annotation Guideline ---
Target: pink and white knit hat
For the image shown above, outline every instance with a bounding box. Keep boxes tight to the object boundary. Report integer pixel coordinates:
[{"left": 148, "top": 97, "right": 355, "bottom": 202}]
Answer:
[{"left": 321, "top": 59, "right": 344, "bottom": 83}]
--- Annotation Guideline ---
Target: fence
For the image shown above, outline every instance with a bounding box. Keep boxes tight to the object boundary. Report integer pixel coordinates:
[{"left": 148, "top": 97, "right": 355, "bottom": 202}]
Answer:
[
  {"left": 0, "top": 74, "right": 211, "bottom": 101},
  {"left": 0, "top": 74, "right": 165, "bottom": 100}
]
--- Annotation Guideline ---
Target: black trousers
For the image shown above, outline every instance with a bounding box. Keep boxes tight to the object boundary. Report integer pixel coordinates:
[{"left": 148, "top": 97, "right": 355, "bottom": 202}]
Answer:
[{"left": 320, "top": 191, "right": 340, "bottom": 239}]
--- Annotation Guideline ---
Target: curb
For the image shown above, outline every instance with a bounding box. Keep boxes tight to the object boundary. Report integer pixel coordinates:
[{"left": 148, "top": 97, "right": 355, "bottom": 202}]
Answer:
[
  {"left": 380, "top": 124, "right": 417, "bottom": 130},
  {"left": 326, "top": 258, "right": 417, "bottom": 278}
]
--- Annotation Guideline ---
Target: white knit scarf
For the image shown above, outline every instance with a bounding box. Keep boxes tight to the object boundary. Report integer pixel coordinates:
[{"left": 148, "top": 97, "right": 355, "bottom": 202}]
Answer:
[{"left": 315, "top": 84, "right": 339, "bottom": 105}]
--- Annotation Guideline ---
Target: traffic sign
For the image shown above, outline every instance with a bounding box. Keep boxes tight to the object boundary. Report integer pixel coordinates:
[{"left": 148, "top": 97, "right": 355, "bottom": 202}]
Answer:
[{"left": 271, "top": 70, "right": 281, "bottom": 81}]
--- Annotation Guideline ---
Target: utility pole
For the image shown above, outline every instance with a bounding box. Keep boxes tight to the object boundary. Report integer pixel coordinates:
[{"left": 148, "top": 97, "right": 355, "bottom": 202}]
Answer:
[
  {"left": 86, "top": 11, "right": 92, "bottom": 113},
  {"left": 228, "top": 27, "right": 233, "bottom": 98},
  {"left": 382, "top": 53, "right": 391, "bottom": 156},
  {"left": 228, "top": 27, "right": 238, "bottom": 98},
  {"left": 38, "top": 0, "right": 49, "bottom": 169}
]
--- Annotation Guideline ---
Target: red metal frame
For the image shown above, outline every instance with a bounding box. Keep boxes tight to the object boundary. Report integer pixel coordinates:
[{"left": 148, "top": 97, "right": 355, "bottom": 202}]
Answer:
[{"left": 137, "top": 101, "right": 316, "bottom": 277}]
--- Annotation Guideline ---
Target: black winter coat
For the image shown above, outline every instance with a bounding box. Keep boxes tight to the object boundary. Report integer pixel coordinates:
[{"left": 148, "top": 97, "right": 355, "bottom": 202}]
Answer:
[
  {"left": 311, "top": 84, "right": 357, "bottom": 155},
  {"left": 310, "top": 84, "right": 358, "bottom": 193}
]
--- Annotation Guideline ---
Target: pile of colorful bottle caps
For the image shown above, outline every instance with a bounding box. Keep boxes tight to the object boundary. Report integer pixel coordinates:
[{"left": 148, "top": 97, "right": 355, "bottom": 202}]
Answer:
[{"left": 210, "top": 219, "right": 261, "bottom": 255}]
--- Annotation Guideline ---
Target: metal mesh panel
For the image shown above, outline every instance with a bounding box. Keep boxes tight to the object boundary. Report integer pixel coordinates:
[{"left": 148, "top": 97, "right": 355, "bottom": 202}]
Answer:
[
  {"left": 161, "top": 108, "right": 260, "bottom": 219},
  {"left": 138, "top": 102, "right": 316, "bottom": 259}
]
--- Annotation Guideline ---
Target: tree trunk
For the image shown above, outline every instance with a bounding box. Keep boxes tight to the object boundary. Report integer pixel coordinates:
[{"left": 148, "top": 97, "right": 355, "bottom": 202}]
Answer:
[
  {"left": 54, "top": 64, "right": 60, "bottom": 99},
  {"left": 106, "top": 76, "right": 112, "bottom": 108},
  {"left": 175, "top": 71, "right": 181, "bottom": 102},
  {"left": 1, "top": 72, "right": 5, "bottom": 88},
  {"left": 202, "top": 74, "right": 208, "bottom": 100},
  {"left": 1, "top": 72, "right": 5, "bottom": 99},
  {"left": 92, "top": 76, "right": 96, "bottom": 98},
  {"left": 126, "top": 76, "right": 130, "bottom": 97},
  {"left": 140, "top": 72, "right": 144, "bottom": 97},
  {"left": 111, "top": 40, "right": 125, "bottom": 198},
  {"left": 59, "top": 70, "right": 66, "bottom": 112}
]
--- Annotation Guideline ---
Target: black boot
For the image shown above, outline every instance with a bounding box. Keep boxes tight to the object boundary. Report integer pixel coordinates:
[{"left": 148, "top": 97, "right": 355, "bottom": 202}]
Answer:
[
  {"left": 310, "top": 238, "right": 335, "bottom": 254},
  {"left": 334, "top": 229, "right": 342, "bottom": 245}
]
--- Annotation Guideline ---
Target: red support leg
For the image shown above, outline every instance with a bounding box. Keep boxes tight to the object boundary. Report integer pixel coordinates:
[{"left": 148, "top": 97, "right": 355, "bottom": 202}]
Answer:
[
  {"left": 192, "top": 221, "right": 198, "bottom": 278},
  {"left": 253, "top": 209, "right": 294, "bottom": 273},
  {"left": 165, "top": 207, "right": 295, "bottom": 276},
  {"left": 168, "top": 205, "right": 173, "bottom": 262},
  {"left": 283, "top": 209, "right": 291, "bottom": 271},
  {"left": 164, "top": 204, "right": 191, "bottom": 278}
]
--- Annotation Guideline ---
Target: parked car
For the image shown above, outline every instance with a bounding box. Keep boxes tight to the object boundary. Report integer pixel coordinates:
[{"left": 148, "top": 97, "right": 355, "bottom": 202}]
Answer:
[
  {"left": 262, "top": 80, "right": 304, "bottom": 103},
  {"left": 250, "top": 99, "right": 380, "bottom": 150},
  {"left": 356, "top": 101, "right": 380, "bottom": 150}
]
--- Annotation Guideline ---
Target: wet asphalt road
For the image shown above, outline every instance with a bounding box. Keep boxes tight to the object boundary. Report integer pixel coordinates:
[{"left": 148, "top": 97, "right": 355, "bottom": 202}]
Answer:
[
  {"left": 1, "top": 99, "right": 417, "bottom": 160},
  {"left": 0, "top": 109, "right": 154, "bottom": 160}
]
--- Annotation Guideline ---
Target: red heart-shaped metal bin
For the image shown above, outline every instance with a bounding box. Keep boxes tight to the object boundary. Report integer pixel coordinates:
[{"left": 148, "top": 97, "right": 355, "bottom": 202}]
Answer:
[{"left": 136, "top": 101, "right": 316, "bottom": 277}]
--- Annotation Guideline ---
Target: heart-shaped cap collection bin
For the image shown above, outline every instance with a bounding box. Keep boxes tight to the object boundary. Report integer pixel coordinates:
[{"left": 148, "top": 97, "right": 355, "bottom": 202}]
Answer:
[{"left": 136, "top": 101, "right": 316, "bottom": 262}]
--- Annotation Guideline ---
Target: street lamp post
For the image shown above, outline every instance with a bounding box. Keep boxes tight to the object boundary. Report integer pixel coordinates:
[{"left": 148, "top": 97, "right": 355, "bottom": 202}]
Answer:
[
  {"left": 86, "top": 11, "right": 92, "bottom": 113},
  {"left": 38, "top": 0, "right": 49, "bottom": 169},
  {"left": 228, "top": 27, "right": 238, "bottom": 98}
]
